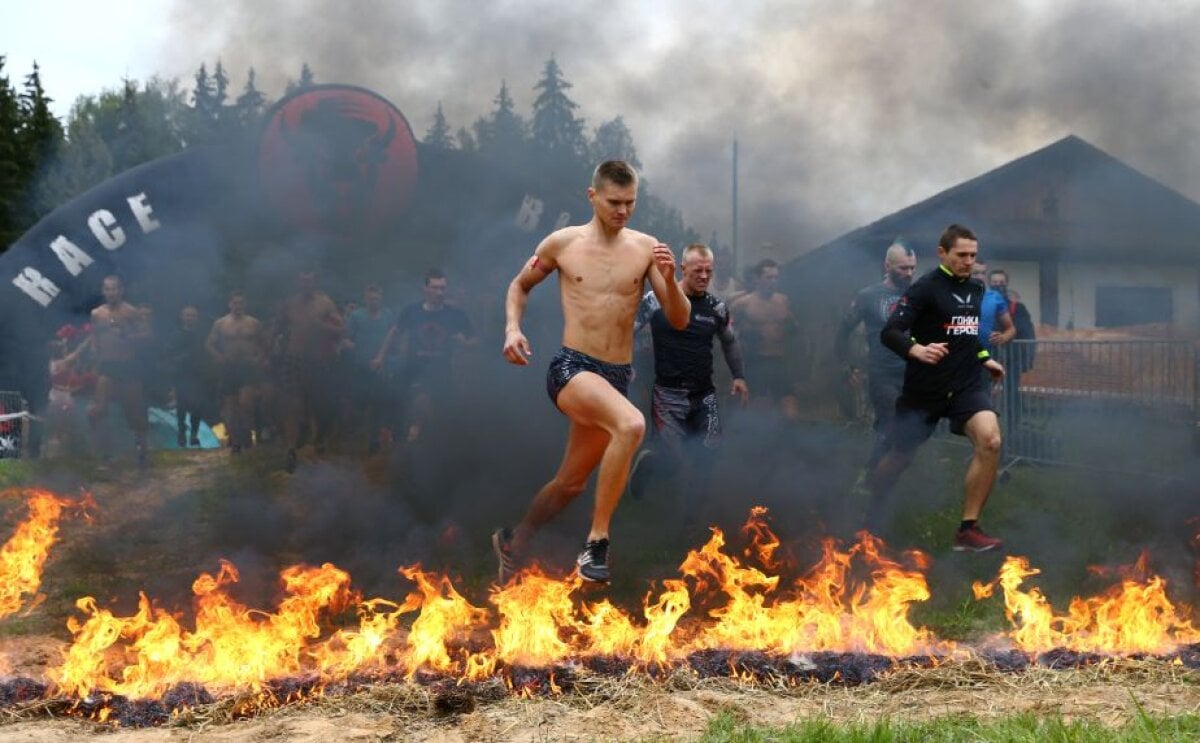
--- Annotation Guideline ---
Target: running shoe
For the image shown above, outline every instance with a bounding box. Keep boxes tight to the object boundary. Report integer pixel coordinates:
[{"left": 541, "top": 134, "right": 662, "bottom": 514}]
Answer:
[
  {"left": 492, "top": 527, "right": 519, "bottom": 584},
  {"left": 953, "top": 525, "right": 1003, "bottom": 553},
  {"left": 576, "top": 538, "right": 611, "bottom": 583},
  {"left": 284, "top": 448, "right": 298, "bottom": 473},
  {"left": 627, "top": 449, "right": 653, "bottom": 500}
]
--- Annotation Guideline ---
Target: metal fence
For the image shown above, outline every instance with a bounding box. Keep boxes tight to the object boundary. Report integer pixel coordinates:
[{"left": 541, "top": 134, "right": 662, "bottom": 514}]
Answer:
[
  {"left": 991, "top": 339, "right": 1198, "bottom": 475},
  {"left": 0, "top": 391, "right": 29, "bottom": 460}
]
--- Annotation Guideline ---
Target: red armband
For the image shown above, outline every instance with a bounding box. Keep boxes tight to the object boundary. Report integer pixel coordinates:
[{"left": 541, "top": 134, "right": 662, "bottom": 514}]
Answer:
[{"left": 530, "top": 256, "right": 551, "bottom": 274}]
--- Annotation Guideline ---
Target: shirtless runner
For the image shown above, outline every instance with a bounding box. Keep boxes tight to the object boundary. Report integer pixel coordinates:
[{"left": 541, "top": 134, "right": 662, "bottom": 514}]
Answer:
[
  {"left": 274, "top": 270, "right": 344, "bottom": 472},
  {"left": 732, "top": 259, "right": 799, "bottom": 419},
  {"left": 207, "top": 290, "right": 267, "bottom": 453},
  {"left": 87, "top": 275, "right": 151, "bottom": 467},
  {"left": 493, "top": 160, "right": 690, "bottom": 584}
]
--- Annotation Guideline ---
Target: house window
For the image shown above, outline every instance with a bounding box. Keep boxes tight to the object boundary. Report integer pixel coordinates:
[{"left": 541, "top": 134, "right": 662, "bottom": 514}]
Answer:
[{"left": 1094, "top": 286, "right": 1173, "bottom": 327}]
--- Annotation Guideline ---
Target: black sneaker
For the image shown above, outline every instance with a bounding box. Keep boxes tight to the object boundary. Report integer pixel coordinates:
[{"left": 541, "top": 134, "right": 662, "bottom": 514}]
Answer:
[
  {"left": 576, "top": 538, "right": 610, "bottom": 583},
  {"left": 284, "top": 448, "right": 298, "bottom": 473},
  {"left": 627, "top": 449, "right": 653, "bottom": 500},
  {"left": 492, "top": 527, "right": 519, "bottom": 584},
  {"left": 189, "top": 435, "right": 201, "bottom": 448}
]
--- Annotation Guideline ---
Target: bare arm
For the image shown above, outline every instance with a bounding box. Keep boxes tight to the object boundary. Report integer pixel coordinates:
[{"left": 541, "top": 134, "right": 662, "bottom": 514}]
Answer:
[
  {"left": 834, "top": 297, "right": 862, "bottom": 366},
  {"left": 990, "top": 308, "right": 1016, "bottom": 346},
  {"left": 372, "top": 325, "right": 398, "bottom": 370},
  {"left": 646, "top": 243, "right": 689, "bottom": 330},
  {"left": 206, "top": 321, "right": 223, "bottom": 362},
  {"left": 502, "top": 236, "right": 559, "bottom": 365}
]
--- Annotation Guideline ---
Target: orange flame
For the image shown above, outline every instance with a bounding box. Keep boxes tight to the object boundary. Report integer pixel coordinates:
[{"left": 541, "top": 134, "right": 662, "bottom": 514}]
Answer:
[
  {"left": 972, "top": 554, "right": 1200, "bottom": 654},
  {"left": 41, "top": 508, "right": 949, "bottom": 699},
  {"left": 0, "top": 488, "right": 85, "bottom": 620},
  {"left": 679, "top": 516, "right": 944, "bottom": 657},
  {"left": 52, "top": 560, "right": 357, "bottom": 698}
]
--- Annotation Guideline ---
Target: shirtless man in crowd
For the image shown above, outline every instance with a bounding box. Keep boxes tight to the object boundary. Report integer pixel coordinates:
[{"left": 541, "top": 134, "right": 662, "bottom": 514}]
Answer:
[
  {"left": 87, "top": 275, "right": 151, "bottom": 468},
  {"left": 274, "top": 270, "right": 344, "bottom": 472},
  {"left": 493, "top": 160, "right": 690, "bottom": 584},
  {"left": 207, "top": 290, "right": 267, "bottom": 454},
  {"left": 732, "top": 259, "right": 798, "bottom": 419}
]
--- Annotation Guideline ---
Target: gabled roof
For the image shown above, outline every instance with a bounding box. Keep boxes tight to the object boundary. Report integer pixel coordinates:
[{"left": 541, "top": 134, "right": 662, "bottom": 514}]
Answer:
[{"left": 802, "top": 135, "right": 1200, "bottom": 263}]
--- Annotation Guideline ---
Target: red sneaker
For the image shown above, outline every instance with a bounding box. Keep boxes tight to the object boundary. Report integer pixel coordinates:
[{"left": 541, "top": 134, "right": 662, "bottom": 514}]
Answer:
[{"left": 953, "top": 525, "right": 1003, "bottom": 552}]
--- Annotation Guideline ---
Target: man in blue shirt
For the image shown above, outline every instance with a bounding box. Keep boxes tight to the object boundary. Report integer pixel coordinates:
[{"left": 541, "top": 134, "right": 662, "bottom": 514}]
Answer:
[
  {"left": 345, "top": 284, "right": 396, "bottom": 453},
  {"left": 972, "top": 261, "right": 1014, "bottom": 356}
]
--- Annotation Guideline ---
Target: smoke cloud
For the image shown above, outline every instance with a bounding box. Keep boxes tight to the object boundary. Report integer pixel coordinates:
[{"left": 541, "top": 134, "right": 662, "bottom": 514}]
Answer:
[{"left": 153, "top": 0, "right": 1200, "bottom": 256}]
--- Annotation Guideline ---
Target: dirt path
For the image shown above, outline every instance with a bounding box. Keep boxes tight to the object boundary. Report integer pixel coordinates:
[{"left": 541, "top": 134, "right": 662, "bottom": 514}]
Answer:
[{"left": 0, "top": 665, "right": 1197, "bottom": 741}]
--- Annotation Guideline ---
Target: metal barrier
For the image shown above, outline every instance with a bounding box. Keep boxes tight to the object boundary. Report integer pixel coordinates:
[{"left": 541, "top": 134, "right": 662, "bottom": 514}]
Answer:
[
  {"left": 0, "top": 391, "right": 29, "bottom": 460},
  {"left": 991, "top": 339, "right": 1198, "bottom": 475}
]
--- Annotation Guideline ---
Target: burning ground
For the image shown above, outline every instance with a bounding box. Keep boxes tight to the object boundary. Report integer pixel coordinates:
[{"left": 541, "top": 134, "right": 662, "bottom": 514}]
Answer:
[{"left": 0, "top": 450, "right": 1197, "bottom": 739}]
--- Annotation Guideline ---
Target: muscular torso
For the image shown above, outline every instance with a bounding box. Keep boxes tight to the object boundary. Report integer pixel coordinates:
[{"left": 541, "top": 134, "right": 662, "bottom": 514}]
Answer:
[
  {"left": 281, "top": 292, "right": 340, "bottom": 360},
  {"left": 212, "top": 315, "right": 264, "bottom": 364},
  {"left": 554, "top": 226, "right": 654, "bottom": 364},
  {"left": 91, "top": 303, "right": 145, "bottom": 362},
  {"left": 733, "top": 292, "right": 791, "bottom": 357}
]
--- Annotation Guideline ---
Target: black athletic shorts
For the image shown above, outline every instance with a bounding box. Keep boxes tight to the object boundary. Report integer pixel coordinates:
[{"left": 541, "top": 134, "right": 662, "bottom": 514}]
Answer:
[
  {"left": 887, "top": 385, "right": 993, "bottom": 452},
  {"left": 749, "top": 355, "right": 792, "bottom": 399},
  {"left": 545, "top": 347, "right": 633, "bottom": 405},
  {"left": 218, "top": 361, "right": 264, "bottom": 396}
]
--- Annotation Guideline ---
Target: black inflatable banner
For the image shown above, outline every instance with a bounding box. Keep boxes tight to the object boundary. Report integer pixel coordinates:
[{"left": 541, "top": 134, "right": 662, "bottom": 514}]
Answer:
[{"left": 0, "top": 86, "right": 420, "bottom": 392}]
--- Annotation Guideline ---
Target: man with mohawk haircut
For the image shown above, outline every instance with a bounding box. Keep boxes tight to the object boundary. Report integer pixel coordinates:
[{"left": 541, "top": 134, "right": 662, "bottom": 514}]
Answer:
[
  {"left": 837, "top": 239, "right": 917, "bottom": 477},
  {"left": 494, "top": 160, "right": 690, "bottom": 584}
]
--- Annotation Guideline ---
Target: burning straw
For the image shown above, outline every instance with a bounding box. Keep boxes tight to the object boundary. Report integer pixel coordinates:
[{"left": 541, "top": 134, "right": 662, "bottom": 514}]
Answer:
[{"left": 0, "top": 506, "right": 1196, "bottom": 728}]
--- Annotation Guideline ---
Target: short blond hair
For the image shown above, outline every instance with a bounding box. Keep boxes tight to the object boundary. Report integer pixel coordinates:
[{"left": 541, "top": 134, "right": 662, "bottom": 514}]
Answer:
[{"left": 682, "top": 243, "right": 713, "bottom": 262}]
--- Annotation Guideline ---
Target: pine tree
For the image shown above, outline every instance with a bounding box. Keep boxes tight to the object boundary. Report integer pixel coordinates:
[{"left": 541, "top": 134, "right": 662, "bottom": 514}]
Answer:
[
  {"left": 211, "top": 61, "right": 233, "bottom": 139},
  {"left": 33, "top": 108, "right": 113, "bottom": 215},
  {"left": 284, "top": 62, "right": 316, "bottom": 96},
  {"left": 530, "top": 56, "right": 586, "bottom": 159},
  {"left": 455, "top": 126, "right": 476, "bottom": 153},
  {"left": 590, "top": 116, "right": 641, "bottom": 170},
  {"left": 188, "top": 62, "right": 219, "bottom": 145},
  {"left": 0, "top": 56, "right": 25, "bottom": 249},
  {"left": 212, "top": 61, "right": 229, "bottom": 108},
  {"left": 474, "top": 80, "right": 527, "bottom": 156},
  {"left": 109, "top": 78, "right": 144, "bottom": 171},
  {"left": 423, "top": 101, "right": 454, "bottom": 150},
  {"left": 234, "top": 68, "right": 267, "bottom": 131},
  {"left": 15, "top": 62, "right": 64, "bottom": 227}
]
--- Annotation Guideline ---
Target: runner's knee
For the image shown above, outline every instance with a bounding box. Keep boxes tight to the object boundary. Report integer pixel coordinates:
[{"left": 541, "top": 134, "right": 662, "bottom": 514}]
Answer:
[
  {"left": 611, "top": 410, "right": 645, "bottom": 444},
  {"left": 552, "top": 475, "right": 589, "bottom": 498},
  {"left": 977, "top": 429, "right": 1002, "bottom": 456}
]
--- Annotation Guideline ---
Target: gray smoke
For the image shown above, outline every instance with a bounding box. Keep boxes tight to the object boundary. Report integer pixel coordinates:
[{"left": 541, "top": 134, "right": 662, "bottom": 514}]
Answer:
[{"left": 154, "top": 0, "right": 1200, "bottom": 257}]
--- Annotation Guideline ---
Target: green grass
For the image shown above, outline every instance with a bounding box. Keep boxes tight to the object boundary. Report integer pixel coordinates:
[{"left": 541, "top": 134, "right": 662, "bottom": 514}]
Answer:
[{"left": 694, "top": 711, "right": 1200, "bottom": 742}]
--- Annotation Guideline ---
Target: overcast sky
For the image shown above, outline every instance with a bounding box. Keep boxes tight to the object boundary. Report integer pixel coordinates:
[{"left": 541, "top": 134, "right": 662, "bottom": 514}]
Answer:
[{"left": 6, "top": 0, "right": 1200, "bottom": 256}]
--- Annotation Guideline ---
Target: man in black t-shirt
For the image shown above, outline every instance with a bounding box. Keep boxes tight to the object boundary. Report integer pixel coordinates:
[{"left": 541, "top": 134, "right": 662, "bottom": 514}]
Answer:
[
  {"left": 629, "top": 244, "right": 748, "bottom": 515},
  {"left": 375, "top": 269, "right": 475, "bottom": 442},
  {"left": 865, "top": 224, "right": 1006, "bottom": 553},
  {"left": 836, "top": 240, "right": 916, "bottom": 473}
]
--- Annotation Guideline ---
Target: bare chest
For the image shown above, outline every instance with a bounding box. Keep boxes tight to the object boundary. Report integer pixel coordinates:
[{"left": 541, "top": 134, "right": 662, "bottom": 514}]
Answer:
[
  {"left": 740, "top": 296, "right": 787, "bottom": 325},
  {"left": 556, "top": 245, "right": 648, "bottom": 304}
]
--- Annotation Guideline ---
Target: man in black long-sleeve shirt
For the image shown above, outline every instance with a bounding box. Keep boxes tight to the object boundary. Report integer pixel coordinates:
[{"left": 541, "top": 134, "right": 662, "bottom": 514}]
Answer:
[
  {"left": 866, "top": 224, "right": 1006, "bottom": 552},
  {"left": 628, "top": 244, "right": 749, "bottom": 513},
  {"left": 836, "top": 240, "right": 916, "bottom": 473}
]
